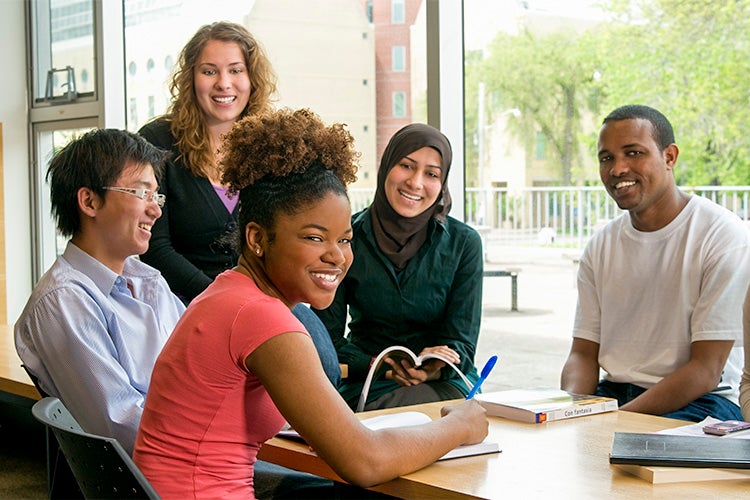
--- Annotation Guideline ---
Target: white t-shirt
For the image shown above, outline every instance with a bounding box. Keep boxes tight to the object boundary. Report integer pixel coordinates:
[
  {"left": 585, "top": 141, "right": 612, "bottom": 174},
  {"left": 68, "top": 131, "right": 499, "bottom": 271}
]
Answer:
[{"left": 574, "top": 195, "right": 750, "bottom": 405}]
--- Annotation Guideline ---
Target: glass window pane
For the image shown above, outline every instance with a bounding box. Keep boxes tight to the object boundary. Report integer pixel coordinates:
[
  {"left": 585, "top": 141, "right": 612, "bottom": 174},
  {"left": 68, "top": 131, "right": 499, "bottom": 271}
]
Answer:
[
  {"left": 30, "top": 0, "right": 96, "bottom": 106},
  {"left": 392, "top": 45, "right": 405, "bottom": 71},
  {"left": 392, "top": 0, "right": 405, "bottom": 24},
  {"left": 393, "top": 91, "right": 406, "bottom": 117},
  {"left": 123, "top": 0, "right": 427, "bottom": 193},
  {"left": 32, "top": 122, "right": 97, "bottom": 278}
]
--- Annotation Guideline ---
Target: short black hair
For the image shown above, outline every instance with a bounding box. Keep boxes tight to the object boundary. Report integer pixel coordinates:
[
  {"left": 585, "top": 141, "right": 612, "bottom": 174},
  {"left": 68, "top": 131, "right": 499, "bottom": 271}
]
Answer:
[
  {"left": 46, "top": 128, "right": 169, "bottom": 237},
  {"left": 236, "top": 162, "right": 349, "bottom": 248},
  {"left": 602, "top": 104, "right": 675, "bottom": 150}
]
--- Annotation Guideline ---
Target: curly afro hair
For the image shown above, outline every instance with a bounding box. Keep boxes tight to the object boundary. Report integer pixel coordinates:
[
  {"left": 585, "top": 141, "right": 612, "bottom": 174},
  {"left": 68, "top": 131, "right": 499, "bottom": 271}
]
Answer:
[
  {"left": 220, "top": 107, "right": 358, "bottom": 191},
  {"left": 219, "top": 108, "right": 360, "bottom": 250}
]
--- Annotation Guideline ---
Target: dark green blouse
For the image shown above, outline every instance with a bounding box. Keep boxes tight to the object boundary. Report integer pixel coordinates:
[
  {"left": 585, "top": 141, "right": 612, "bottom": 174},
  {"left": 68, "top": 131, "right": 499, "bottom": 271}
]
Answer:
[{"left": 314, "top": 208, "right": 483, "bottom": 407}]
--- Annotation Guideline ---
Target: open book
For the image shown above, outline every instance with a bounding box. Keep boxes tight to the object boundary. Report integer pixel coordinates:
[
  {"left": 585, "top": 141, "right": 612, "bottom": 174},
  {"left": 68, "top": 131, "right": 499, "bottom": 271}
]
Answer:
[
  {"left": 277, "top": 411, "right": 500, "bottom": 461},
  {"left": 357, "top": 345, "right": 472, "bottom": 412}
]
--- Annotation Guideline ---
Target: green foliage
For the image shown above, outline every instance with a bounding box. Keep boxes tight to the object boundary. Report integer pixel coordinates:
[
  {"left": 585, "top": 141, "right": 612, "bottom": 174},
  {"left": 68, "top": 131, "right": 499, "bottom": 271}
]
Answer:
[
  {"left": 468, "top": 0, "right": 750, "bottom": 185},
  {"left": 475, "top": 28, "right": 601, "bottom": 185},
  {"left": 597, "top": 0, "right": 750, "bottom": 185}
]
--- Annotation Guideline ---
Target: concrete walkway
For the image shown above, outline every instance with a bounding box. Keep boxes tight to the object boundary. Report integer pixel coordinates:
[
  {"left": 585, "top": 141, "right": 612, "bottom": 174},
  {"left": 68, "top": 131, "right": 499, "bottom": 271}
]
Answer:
[{"left": 476, "top": 245, "right": 582, "bottom": 393}]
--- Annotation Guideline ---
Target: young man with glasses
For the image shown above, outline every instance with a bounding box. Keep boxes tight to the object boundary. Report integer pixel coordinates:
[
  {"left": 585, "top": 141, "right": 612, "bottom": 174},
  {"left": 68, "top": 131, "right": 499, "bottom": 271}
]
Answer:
[{"left": 15, "top": 128, "right": 185, "bottom": 454}]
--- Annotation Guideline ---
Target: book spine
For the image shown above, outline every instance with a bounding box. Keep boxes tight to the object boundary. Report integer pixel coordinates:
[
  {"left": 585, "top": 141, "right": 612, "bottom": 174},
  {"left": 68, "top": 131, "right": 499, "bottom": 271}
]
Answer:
[{"left": 540, "top": 400, "right": 618, "bottom": 422}]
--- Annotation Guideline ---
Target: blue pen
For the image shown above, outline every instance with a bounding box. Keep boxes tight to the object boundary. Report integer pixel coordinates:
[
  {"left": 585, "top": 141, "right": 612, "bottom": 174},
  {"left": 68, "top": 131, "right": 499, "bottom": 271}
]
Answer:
[{"left": 466, "top": 355, "right": 498, "bottom": 399}]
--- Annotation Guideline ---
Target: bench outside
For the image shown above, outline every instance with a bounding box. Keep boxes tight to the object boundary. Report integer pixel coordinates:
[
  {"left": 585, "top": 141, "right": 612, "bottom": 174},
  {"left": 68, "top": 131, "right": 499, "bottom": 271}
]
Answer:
[{"left": 483, "top": 269, "right": 520, "bottom": 312}]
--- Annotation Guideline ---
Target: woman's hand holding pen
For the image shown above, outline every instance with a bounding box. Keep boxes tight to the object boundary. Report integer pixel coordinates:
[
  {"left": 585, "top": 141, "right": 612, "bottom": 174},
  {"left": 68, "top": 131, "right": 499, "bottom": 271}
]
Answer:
[{"left": 440, "top": 399, "right": 489, "bottom": 445}]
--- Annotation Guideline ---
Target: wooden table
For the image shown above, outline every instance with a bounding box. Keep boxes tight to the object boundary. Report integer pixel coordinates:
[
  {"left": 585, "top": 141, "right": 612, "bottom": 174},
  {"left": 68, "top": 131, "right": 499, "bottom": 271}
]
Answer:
[
  {"left": 0, "top": 324, "right": 41, "bottom": 400},
  {"left": 258, "top": 401, "right": 750, "bottom": 499}
]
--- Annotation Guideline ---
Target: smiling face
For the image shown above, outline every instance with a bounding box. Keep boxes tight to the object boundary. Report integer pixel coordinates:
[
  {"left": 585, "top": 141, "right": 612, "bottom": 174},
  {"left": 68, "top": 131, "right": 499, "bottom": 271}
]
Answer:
[
  {"left": 193, "top": 40, "right": 251, "bottom": 129},
  {"left": 90, "top": 162, "right": 162, "bottom": 272},
  {"left": 260, "top": 192, "right": 353, "bottom": 310},
  {"left": 384, "top": 146, "right": 443, "bottom": 218},
  {"left": 598, "top": 118, "right": 679, "bottom": 221}
]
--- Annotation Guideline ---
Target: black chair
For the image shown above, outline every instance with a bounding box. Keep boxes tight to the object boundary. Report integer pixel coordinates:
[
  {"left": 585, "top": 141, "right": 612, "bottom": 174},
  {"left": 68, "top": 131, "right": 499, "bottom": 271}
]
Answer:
[{"left": 31, "top": 397, "right": 159, "bottom": 499}]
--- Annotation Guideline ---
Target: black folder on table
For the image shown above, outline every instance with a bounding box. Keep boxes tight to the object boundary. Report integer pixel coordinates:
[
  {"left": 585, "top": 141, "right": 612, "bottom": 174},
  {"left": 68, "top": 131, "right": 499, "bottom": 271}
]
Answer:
[{"left": 610, "top": 432, "right": 750, "bottom": 469}]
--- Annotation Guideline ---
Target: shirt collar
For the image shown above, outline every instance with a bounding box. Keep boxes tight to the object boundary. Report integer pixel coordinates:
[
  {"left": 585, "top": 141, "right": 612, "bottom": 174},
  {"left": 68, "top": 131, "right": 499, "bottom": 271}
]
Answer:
[{"left": 61, "top": 241, "right": 158, "bottom": 296}]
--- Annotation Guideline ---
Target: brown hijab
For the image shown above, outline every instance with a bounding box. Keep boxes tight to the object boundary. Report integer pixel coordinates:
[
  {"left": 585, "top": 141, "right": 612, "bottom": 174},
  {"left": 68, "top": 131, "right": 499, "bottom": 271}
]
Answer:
[{"left": 369, "top": 123, "right": 453, "bottom": 270}]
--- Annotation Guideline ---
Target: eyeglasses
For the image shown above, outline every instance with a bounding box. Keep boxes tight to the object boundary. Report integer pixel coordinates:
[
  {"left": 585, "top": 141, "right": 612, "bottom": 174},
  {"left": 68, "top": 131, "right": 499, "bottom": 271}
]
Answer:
[{"left": 102, "top": 187, "right": 166, "bottom": 207}]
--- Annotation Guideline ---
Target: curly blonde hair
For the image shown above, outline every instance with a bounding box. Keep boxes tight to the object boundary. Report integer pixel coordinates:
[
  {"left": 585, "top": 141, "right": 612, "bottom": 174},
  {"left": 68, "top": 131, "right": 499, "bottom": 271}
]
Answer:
[{"left": 166, "top": 21, "right": 277, "bottom": 177}]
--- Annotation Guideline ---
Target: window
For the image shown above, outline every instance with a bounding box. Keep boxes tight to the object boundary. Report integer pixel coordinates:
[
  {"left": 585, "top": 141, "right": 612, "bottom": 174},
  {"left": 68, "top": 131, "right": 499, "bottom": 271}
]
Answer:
[
  {"left": 392, "top": 0, "right": 405, "bottom": 24},
  {"left": 32, "top": 122, "right": 97, "bottom": 277},
  {"left": 392, "top": 45, "right": 406, "bottom": 72},
  {"left": 129, "top": 97, "right": 137, "bottom": 128},
  {"left": 393, "top": 91, "right": 406, "bottom": 117},
  {"left": 535, "top": 131, "right": 546, "bottom": 160},
  {"left": 29, "top": 0, "right": 96, "bottom": 106},
  {"left": 22, "top": 0, "right": 450, "bottom": 305},
  {"left": 27, "top": 0, "right": 125, "bottom": 281},
  {"left": 121, "top": 0, "right": 402, "bottom": 191}
]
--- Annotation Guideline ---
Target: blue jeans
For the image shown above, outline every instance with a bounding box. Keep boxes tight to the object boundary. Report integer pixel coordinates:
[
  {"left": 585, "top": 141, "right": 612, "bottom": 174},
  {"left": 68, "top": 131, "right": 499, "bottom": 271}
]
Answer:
[
  {"left": 595, "top": 380, "right": 742, "bottom": 422},
  {"left": 291, "top": 303, "right": 341, "bottom": 388}
]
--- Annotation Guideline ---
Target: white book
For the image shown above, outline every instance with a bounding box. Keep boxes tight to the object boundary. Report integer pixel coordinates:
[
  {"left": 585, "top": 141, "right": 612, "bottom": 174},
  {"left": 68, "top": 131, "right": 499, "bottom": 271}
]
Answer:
[
  {"left": 476, "top": 387, "right": 618, "bottom": 423},
  {"left": 277, "top": 411, "right": 500, "bottom": 461},
  {"left": 356, "top": 345, "right": 472, "bottom": 412}
]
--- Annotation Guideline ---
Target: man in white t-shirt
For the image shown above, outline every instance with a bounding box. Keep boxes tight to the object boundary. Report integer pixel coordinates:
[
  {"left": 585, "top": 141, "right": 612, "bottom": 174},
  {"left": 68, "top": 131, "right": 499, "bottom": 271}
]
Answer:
[{"left": 561, "top": 104, "right": 750, "bottom": 422}]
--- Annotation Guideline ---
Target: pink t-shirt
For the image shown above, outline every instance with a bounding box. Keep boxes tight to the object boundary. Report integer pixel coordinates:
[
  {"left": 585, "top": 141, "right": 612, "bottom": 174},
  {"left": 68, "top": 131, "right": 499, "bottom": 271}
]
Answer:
[{"left": 133, "top": 270, "right": 305, "bottom": 498}]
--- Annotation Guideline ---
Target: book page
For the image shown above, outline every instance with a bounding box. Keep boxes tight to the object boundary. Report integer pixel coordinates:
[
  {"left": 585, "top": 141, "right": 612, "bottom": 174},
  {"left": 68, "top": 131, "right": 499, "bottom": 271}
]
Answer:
[
  {"left": 356, "top": 345, "right": 472, "bottom": 412},
  {"left": 277, "top": 411, "right": 500, "bottom": 461},
  {"left": 658, "top": 417, "right": 750, "bottom": 440}
]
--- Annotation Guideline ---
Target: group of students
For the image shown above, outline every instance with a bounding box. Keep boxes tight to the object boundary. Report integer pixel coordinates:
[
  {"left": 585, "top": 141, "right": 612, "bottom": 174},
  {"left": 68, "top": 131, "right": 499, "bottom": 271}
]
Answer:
[{"left": 12, "top": 20, "right": 750, "bottom": 499}]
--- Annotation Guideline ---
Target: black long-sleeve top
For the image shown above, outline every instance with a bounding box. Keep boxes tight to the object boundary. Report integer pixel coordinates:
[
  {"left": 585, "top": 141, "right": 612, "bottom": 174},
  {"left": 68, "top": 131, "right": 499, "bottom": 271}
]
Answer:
[{"left": 138, "top": 119, "right": 238, "bottom": 302}]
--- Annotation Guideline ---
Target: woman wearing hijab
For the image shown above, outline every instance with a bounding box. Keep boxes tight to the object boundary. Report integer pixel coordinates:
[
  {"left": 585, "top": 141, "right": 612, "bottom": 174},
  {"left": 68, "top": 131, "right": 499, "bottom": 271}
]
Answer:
[{"left": 314, "top": 123, "right": 484, "bottom": 410}]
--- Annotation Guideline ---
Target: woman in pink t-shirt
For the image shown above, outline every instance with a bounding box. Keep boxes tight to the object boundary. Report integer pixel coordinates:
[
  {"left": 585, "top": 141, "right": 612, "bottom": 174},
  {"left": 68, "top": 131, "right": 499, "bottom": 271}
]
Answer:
[{"left": 133, "top": 108, "right": 488, "bottom": 499}]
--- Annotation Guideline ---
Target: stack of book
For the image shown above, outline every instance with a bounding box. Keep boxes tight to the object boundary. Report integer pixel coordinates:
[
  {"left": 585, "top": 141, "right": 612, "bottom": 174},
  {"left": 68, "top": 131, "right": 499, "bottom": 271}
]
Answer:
[{"left": 609, "top": 418, "right": 750, "bottom": 484}]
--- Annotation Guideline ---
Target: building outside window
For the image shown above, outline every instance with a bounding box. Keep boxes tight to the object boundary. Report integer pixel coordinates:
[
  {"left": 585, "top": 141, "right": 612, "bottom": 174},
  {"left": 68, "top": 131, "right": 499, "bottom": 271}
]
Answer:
[
  {"left": 393, "top": 91, "right": 406, "bottom": 117},
  {"left": 392, "top": 45, "right": 405, "bottom": 71},
  {"left": 392, "top": 0, "right": 405, "bottom": 24}
]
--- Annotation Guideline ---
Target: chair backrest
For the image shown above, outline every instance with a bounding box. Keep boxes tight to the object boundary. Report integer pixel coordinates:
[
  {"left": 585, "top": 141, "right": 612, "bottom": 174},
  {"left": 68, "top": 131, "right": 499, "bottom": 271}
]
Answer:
[
  {"left": 31, "top": 397, "right": 160, "bottom": 499},
  {"left": 23, "top": 365, "right": 84, "bottom": 498},
  {"left": 22, "top": 363, "right": 50, "bottom": 398}
]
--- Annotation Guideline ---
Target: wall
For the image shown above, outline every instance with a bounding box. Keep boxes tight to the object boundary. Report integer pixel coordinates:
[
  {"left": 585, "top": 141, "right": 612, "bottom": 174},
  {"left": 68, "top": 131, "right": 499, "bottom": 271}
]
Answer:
[
  {"left": 0, "top": 0, "right": 32, "bottom": 323},
  {"left": 248, "top": 0, "right": 377, "bottom": 187}
]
